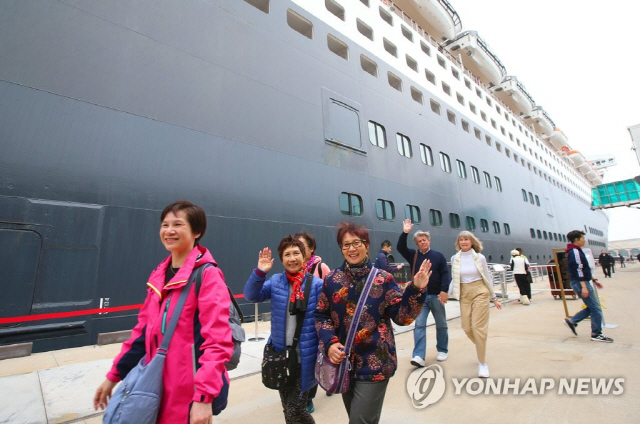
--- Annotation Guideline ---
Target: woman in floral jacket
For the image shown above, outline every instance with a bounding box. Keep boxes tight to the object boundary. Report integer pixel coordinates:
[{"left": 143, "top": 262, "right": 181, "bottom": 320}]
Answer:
[{"left": 315, "top": 223, "right": 430, "bottom": 424}]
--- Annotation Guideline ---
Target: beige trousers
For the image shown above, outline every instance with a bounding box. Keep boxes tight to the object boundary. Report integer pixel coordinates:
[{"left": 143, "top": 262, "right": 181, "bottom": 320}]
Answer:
[{"left": 460, "top": 280, "right": 490, "bottom": 363}]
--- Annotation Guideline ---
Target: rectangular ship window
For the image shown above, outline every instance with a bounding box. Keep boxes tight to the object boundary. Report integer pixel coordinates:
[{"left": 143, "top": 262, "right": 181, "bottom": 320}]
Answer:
[
  {"left": 388, "top": 72, "right": 403, "bottom": 91},
  {"left": 327, "top": 34, "right": 348, "bottom": 60},
  {"left": 420, "top": 41, "right": 431, "bottom": 56},
  {"left": 383, "top": 38, "right": 397, "bottom": 57},
  {"left": 340, "top": 192, "right": 363, "bottom": 216},
  {"left": 379, "top": 7, "right": 393, "bottom": 26},
  {"left": 401, "top": 25, "right": 413, "bottom": 41},
  {"left": 406, "top": 55, "right": 418, "bottom": 72},
  {"left": 360, "top": 55, "right": 378, "bottom": 77},
  {"left": 425, "top": 69, "right": 436, "bottom": 85},
  {"left": 287, "top": 9, "right": 313, "bottom": 39},
  {"left": 376, "top": 199, "right": 396, "bottom": 221},
  {"left": 410, "top": 87, "right": 423, "bottom": 104},
  {"left": 356, "top": 19, "right": 374, "bottom": 40},
  {"left": 325, "top": 0, "right": 345, "bottom": 20},
  {"left": 245, "top": 0, "right": 269, "bottom": 13},
  {"left": 405, "top": 205, "right": 422, "bottom": 223}
]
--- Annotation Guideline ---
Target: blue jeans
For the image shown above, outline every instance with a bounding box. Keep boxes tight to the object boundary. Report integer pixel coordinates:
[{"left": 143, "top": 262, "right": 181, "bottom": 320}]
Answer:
[
  {"left": 569, "top": 280, "right": 603, "bottom": 336},
  {"left": 412, "top": 294, "right": 448, "bottom": 359}
]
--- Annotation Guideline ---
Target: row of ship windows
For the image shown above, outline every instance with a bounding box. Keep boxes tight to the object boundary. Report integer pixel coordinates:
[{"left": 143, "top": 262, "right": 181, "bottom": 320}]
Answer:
[
  {"left": 522, "top": 190, "right": 541, "bottom": 207},
  {"left": 368, "top": 121, "right": 503, "bottom": 190},
  {"left": 588, "top": 227, "right": 604, "bottom": 237},
  {"left": 340, "top": 192, "right": 512, "bottom": 235},
  {"left": 530, "top": 229, "right": 567, "bottom": 243},
  {"left": 588, "top": 240, "right": 606, "bottom": 248},
  {"left": 244, "top": 0, "right": 592, "bottom": 203}
]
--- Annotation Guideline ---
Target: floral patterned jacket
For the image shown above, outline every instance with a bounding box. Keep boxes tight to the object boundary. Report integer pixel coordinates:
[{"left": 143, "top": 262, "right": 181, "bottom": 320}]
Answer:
[{"left": 315, "top": 261, "right": 426, "bottom": 382}]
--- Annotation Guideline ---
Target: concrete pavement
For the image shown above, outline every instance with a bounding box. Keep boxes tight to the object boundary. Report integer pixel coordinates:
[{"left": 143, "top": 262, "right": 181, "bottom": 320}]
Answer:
[{"left": 1, "top": 263, "right": 638, "bottom": 423}]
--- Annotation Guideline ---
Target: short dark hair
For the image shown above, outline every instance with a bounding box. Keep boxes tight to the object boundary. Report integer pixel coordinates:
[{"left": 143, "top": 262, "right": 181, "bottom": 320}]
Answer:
[
  {"left": 567, "top": 230, "right": 585, "bottom": 243},
  {"left": 336, "top": 222, "right": 370, "bottom": 247},
  {"left": 516, "top": 247, "right": 523, "bottom": 253},
  {"left": 277, "top": 235, "right": 306, "bottom": 261},
  {"left": 294, "top": 232, "right": 316, "bottom": 255},
  {"left": 161, "top": 200, "right": 206, "bottom": 242},
  {"left": 381, "top": 240, "right": 392, "bottom": 248}
]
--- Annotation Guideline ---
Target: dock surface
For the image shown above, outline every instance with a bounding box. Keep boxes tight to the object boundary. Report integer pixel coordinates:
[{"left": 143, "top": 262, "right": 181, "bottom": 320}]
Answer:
[{"left": 1, "top": 263, "right": 638, "bottom": 424}]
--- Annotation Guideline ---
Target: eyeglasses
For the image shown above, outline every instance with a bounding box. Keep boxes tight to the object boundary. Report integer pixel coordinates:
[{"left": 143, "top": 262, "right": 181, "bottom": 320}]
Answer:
[{"left": 341, "top": 240, "right": 365, "bottom": 250}]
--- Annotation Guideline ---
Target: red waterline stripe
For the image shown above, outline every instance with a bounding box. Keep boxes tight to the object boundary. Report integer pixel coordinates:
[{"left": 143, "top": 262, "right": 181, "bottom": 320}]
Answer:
[{"left": 0, "top": 293, "right": 245, "bottom": 324}]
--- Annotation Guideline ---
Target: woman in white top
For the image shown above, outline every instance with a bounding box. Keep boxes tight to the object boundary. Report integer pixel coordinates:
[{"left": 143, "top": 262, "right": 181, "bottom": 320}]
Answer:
[
  {"left": 510, "top": 249, "right": 531, "bottom": 305},
  {"left": 449, "top": 231, "right": 502, "bottom": 378}
]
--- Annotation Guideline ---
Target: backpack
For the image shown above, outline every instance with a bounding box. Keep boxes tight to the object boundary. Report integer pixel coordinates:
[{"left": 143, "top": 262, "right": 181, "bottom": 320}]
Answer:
[{"left": 196, "top": 263, "right": 245, "bottom": 371}]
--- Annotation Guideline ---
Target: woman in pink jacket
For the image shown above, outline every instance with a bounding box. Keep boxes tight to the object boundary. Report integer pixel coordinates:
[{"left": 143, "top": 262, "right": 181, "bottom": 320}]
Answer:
[{"left": 93, "top": 201, "right": 234, "bottom": 424}]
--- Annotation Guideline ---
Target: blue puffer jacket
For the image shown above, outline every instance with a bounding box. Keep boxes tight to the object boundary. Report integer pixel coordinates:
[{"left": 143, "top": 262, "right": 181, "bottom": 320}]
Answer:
[{"left": 244, "top": 269, "right": 323, "bottom": 393}]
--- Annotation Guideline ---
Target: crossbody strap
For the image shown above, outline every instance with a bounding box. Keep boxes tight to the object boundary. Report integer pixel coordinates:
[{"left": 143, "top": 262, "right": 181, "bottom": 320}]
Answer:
[
  {"left": 158, "top": 266, "right": 198, "bottom": 354},
  {"left": 411, "top": 251, "right": 418, "bottom": 279},
  {"left": 290, "top": 273, "right": 314, "bottom": 350},
  {"left": 343, "top": 267, "right": 378, "bottom": 355}
]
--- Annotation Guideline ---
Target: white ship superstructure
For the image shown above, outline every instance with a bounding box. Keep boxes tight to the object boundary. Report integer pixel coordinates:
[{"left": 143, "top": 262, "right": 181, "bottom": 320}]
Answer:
[{"left": 294, "top": 0, "right": 599, "bottom": 206}]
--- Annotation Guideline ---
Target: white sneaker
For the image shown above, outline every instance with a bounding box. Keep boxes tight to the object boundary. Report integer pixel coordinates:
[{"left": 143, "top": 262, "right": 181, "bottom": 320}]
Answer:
[
  {"left": 478, "top": 363, "right": 490, "bottom": 378},
  {"left": 410, "top": 356, "right": 425, "bottom": 367},
  {"left": 436, "top": 352, "right": 448, "bottom": 362}
]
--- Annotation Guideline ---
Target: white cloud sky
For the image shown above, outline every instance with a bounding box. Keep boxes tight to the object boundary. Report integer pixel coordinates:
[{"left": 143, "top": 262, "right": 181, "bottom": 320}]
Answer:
[{"left": 450, "top": 0, "right": 640, "bottom": 241}]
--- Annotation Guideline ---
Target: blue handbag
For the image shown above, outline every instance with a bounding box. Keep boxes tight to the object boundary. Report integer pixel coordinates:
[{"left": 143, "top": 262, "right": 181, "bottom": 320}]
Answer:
[{"left": 103, "top": 268, "right": 199, "bottom": 423}]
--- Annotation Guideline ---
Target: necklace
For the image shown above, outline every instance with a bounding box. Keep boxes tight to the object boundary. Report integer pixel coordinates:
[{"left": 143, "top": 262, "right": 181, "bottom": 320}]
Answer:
[{"left": 168, "top": 265, "right": 179, "bottom": 275}]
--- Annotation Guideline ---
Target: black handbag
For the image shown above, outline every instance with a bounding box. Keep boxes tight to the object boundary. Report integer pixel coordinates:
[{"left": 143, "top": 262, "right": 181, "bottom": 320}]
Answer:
[{"left": 261, "top": 274, "right": 313, "bottom": 390}]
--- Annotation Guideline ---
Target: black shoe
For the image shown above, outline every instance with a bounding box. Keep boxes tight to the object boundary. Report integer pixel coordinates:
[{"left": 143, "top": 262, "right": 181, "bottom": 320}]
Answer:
[
  {"left": 591, "top": 334, "right": 614, "bottom": 343},
  {"left": 564, "top": 318, "right": 578, "bottom": 336}
]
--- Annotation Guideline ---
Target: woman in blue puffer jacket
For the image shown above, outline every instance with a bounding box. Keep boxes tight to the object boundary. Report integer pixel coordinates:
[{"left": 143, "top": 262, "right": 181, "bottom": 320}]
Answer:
[{"left": 244, "top": 235, "right": 323, "bottom": 424}]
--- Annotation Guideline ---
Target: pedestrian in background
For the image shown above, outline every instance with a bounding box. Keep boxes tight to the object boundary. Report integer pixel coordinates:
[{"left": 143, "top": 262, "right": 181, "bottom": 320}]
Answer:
[
  {"left": 295, "top": 231, "right": 331, "bottom": 412},
  {"left": 373, "top": 240, "right": 403, "bottom": 273},
  {"left": 396, "top": 219, "right": 451, "bottom": 368},
  {"left": 563, "top": 230, "right": 613, "bottom": 343},
  {"left": 598, "top": 250, "right": 613, "bottom": 278},
  {"left": 510, "top": 249, "right": 531, "bottom": 305},
  {"left": 449, "top": 231, "right": 502, "bottom": 378}
]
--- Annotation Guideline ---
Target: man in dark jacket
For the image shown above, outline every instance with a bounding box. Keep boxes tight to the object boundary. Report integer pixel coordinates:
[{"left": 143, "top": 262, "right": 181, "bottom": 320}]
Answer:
[
  {"left": 397, "top": 219, "right": 451, "bottom": 367},
  {"left": 373, "top": 240, "right": 402, "bottom": 273},
  {"left": 563, "top": 230, "right": 613, "bottom": 343},
  {"left": 598, "top": 250, "right": 613, "bottom": 278}
]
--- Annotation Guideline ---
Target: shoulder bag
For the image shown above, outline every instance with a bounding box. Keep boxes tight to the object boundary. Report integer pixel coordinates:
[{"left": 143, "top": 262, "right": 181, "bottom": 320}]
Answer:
[
  {"left": 315, "top": 267, "right": 378, "bottom": 394},
  {"left": 103, "top": 266, "right": 202, "bottom": 424}
]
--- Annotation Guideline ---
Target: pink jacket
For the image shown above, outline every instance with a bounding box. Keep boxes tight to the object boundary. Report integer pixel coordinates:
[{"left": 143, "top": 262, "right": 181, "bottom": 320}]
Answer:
[{"left": 107, "top": 245, "right": 233, "bottom": 423}]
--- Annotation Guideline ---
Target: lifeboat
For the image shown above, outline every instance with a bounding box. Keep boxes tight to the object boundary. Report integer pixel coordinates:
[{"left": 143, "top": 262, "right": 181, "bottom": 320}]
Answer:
[
  {"left": 491, "top": 76, "right": 535, "bottom": 116},
  {"left": 586, "top": 170, "right": 599, "bottom": 181},
  {"left": 548, "top": 129, "right": 568, "bottom": 150},
  {"left": 443, "top": 31, "right": 506, "bottom": 86},
  {"left": 591, "top": 176, "right": 603, "bottom": 185},
  {"left": 524, "top": 106, "right": 554, "bottom": 136},
  {"left": 577, "top": 163, "right": 591, "bottom": 174},
  {"left": 568, "top": 150, "right": 586, "bottom": 166},
  {"left": 407, "top": 0, "right": 462, "bottom": 42}
]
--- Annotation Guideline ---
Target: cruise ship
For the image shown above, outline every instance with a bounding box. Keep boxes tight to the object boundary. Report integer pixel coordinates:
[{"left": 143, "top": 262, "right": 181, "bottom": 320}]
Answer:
[{"left": 0, "top": 0, "right": 608, "bottom": 352}]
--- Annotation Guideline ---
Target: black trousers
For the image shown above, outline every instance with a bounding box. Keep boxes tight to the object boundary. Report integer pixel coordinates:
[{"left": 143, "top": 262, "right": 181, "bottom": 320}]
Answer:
[
  {"left": 514, "top": 274, "right": 531, "bottom": 299},
  {"left": 601, "top": 265, "right": 611, "bottom": 277},
  {"left": 278, "top": 372, "right": 314, "bottom": 424}
]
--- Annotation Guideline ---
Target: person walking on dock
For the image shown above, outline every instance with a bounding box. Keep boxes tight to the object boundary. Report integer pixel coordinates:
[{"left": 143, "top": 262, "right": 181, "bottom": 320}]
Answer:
[
  {"left": 563, "top": 231, "right": 613, "bottom": 343},
  {"left": 397, "top": 219, "right": 451, "bottom": 368}
]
